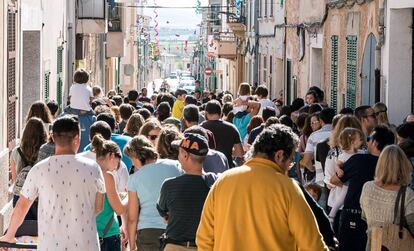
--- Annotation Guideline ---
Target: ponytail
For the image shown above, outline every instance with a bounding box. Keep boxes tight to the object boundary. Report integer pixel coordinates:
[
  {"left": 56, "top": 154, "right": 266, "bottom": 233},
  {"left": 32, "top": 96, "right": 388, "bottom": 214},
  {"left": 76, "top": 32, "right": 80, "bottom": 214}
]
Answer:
[{"left": 92, "top": 134, "right": 121, "bottom": 159}]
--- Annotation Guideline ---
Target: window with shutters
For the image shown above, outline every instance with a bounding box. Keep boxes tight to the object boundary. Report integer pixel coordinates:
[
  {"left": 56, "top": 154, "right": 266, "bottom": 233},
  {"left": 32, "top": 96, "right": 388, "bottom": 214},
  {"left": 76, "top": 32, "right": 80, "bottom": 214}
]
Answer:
[
  {"left": 330, "top": 35, "right": 339, "bottom": 111},
  {"left": 346, "top": 36, "right": 357, "bottom": 109},
  {"left": 44, "top": 71, "right": 51, "bottom": 102},
  {"left": 56, "top": 46, "right": 64, "bottom": 106},
  {"left": 7, "top": 8, "right": 17, "bottom": 144}
]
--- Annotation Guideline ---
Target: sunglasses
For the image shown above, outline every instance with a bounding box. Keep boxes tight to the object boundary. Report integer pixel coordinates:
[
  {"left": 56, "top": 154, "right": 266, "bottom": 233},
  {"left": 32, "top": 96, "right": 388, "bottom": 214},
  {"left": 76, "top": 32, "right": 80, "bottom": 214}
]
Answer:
[
  {"left": 367, "top": 135, "right": 373, "bottom": 142},
  {"left": 149, "top": 134, "right": 159, "bottom": 141},
  {"left": 374, "top": 110, "right": 386, "bottom": 117}
]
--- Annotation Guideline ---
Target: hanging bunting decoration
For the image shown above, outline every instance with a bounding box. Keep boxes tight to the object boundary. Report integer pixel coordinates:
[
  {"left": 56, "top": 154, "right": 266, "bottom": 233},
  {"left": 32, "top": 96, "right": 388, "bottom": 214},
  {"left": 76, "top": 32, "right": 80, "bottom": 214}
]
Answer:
[{"left": 153, "top": 0, "right": 160, "bottom": 57}]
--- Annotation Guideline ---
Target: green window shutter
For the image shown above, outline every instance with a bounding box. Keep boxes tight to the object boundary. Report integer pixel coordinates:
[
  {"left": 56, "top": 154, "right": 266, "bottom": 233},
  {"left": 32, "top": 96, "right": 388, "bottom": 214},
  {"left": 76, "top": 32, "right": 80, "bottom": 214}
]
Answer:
[
  {"left": 330, "top": 35, "right": 339, "bottom": 111},
  {"left": 56, "top": 46, "right": 63, "bottom": 106},
  {"left": 44, "top": 71, "right": 51, "bottom": 102},
  {"left": 346, "top": 36, "right": 357, "bottom": 109}
]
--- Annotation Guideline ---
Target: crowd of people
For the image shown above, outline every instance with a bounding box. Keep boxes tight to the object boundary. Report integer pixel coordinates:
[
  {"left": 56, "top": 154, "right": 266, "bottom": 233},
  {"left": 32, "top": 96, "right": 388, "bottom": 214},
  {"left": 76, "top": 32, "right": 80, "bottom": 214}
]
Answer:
[{"left": 1, "top": 68, "right": 414, "bottom": 251}]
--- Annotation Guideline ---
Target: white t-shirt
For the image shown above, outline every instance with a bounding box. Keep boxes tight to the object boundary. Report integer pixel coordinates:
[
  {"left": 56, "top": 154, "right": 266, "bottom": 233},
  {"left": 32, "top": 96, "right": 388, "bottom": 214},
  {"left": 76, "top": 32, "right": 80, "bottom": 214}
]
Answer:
[
  {"left": 21, "top": 155, "right": 105, "bottom": 250},
  {"left": 69, "top": 84, "right": 93, "bottom": 111},
  {"left": 258, "top": 98, "right": 277, "bottom": 116},
  {"left": 78, "top": 151, "right": 129, "bottom": 193},
  {"left": 305, "top": 125, "right": 332, "bottom": 186}
]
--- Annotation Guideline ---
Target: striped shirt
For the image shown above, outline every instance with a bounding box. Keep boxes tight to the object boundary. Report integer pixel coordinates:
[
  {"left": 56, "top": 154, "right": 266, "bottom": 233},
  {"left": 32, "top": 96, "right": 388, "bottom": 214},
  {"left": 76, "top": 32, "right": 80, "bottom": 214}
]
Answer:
[{"left": 157, "top": 174, "right": 216, "bottom": 242}]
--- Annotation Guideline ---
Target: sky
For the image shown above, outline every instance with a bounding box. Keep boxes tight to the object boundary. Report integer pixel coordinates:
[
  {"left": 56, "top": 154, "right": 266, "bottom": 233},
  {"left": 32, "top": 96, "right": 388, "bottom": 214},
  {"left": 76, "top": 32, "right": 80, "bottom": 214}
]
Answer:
[{"left": 143, "top": 0, "right": 209, "bottom": 29}]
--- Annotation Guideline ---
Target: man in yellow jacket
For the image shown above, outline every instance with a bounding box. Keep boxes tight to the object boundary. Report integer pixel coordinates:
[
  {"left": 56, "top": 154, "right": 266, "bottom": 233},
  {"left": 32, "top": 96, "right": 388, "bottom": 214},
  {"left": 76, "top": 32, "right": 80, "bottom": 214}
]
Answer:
[{"left": 196, "top": 124, "right": 329, "bottom": 251}]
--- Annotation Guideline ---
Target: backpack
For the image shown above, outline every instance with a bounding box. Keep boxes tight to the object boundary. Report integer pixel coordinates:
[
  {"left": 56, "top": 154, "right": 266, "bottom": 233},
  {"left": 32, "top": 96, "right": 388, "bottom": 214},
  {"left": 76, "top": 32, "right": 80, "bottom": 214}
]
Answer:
[{"left": 13, "top": 147, "right": 35, "bottom": 195}]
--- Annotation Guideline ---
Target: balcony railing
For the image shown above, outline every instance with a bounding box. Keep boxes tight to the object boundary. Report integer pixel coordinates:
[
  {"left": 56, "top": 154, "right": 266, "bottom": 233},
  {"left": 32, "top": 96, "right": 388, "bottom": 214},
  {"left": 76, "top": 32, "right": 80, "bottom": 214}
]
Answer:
[
  {"left": 108, "top": 5, "right": 121, "bottom": 32},
  {"left": 226, "top": 0, "right": 246, "bottom": 24}
]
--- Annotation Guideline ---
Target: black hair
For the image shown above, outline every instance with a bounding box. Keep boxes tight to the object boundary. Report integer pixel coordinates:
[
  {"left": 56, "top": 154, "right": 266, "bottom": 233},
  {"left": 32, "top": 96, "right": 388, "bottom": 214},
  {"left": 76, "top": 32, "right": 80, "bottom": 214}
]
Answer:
[
  {"left": 157, "top": 102, "right": 171, "bottom": 122},
  {"left": 309, "top": 103, "right": 323, "bottom": 114},
  {"left": 137, "top": 108, "right": 151, "bottom": 120},
  {"left": 185, "top": 95, "right": 198, "bottom": 105},
  {"left": 90, "top": 121, "right": 112, "bottom": 141},
  {"left": 252, "top": 124, "right": 299, "bottom": 160},
  {"left": 279, "top": 106, "right": 292, "bottom": 117},
  {"left": 52, "top": 115, "right": 79, "bottom": 135},
  {"left": 308, "top": 86, "right": 324, "bottom": 102},
  {"left": 306, "top": 90, "right": 318, "bottom": 100},
  {"left": 355, "top": 105, "right": 372, "bottom": 121},
  {"left": 279, "top": 115, "right": 295, "bottom": 129},
  {"left": 52, "top": 116, "right": 80, "bottom": 146},
  {"left": 142, "top": 103, "right": 155, "bottom": 114},
  {"left": 119, "top": 104, "right": 135, "bottom": 121},
  {"left": 183, "top": 105, "right": 199, "bottom": 123},
  {"left": 46, "top": 100, "right": 59, "bottom": 116},
  {"left": 397, "top": 122, "right": 414, "bottom": 140},
  {"left": 96, "top": 113, "right": 116, "bottom": 131},
  {"left": 112, "top": 95, "right": 123, "bottom": 106},
  {"left": 295, "top": 112, "right": 309, "bottom": 130},
  {"left": 128, "top": 90, "right": 139, "bottom": 101},
  {"left": 340, "top": 107, "right": 354, "bottom": 115},
  {"left": 184, "top": 125, "right": 209, "bottom": 140},
  {"left": 255, "top": 85, "right": 269, "bottom": 98},
  {"left": 371, "top": 125, "right": 395, "bottom": 151},
  {"left": 222, "top": 102, "right": 233, "bottom": 116},
  {"left": 319, "top": 108, "right": 336, "bottom": 124},
  {"left": 205, "top": 100, "right": 222, "bottom": 116},
  {"left": 157, "top": 93, "right": 175, "bottom": 108},
  {"left": 263, "top": 107, "right": 276, "bottom": 122},
  {"left": 175, "top": 88, "right": 187, "bottom": 97},
  {"left": 291, "top": 98, "right": 305, "bottom": 112}
]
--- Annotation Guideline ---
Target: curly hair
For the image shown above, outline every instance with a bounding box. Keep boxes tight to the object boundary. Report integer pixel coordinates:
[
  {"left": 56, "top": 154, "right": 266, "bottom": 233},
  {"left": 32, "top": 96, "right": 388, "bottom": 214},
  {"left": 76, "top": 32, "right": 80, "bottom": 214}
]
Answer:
[
  {"left": 157, "top": 126, "right": 183, "bottom": 160},
  {"left": 250, "top": 124, "right": 299, "bottom": 161},
  {"left": 124, "top": 135, "right": 159, "bottom": 164}
]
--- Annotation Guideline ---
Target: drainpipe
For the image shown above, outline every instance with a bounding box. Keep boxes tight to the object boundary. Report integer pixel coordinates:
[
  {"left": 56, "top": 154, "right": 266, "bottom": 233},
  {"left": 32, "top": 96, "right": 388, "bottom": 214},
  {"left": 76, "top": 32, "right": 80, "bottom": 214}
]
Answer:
[
  {"left": 283, "top": 14, "right": 287, "bottom": 103},
  {"left": 376, "top": 0, "right": 386, "bottom": 102}
]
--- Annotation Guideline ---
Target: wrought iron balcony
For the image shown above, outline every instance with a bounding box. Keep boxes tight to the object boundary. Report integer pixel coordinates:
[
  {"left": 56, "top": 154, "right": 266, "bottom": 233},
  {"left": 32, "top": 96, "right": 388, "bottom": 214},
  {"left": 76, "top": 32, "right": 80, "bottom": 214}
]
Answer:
[{"left": 226, "top": 0, "right": 246, "bottom": 38}]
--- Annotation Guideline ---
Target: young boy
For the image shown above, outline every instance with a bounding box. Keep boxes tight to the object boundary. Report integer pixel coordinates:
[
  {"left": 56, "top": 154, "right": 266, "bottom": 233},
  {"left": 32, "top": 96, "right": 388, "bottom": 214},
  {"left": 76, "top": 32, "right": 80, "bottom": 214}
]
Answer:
[
  {"left": 172, "top": 89, "right": 187, "bottom": 119},
  {"left": 68, "top": 69, "right": 93, "bottom": 112}
]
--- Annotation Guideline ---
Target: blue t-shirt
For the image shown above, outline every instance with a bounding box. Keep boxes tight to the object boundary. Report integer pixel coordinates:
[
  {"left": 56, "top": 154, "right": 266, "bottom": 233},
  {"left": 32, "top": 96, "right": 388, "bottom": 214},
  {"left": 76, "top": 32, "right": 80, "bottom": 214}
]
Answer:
[
  {"left": 127, "top": 159, "right": 183, "bottom": 230},
  {"left": 84, "top": 133, "right": 132, "bottom": 170},
  {"left": 247, "top": 124, "right": 264, "bottom": 145},
  {"left": 232, "top": 111, "right": 251, "bottom": 143}
]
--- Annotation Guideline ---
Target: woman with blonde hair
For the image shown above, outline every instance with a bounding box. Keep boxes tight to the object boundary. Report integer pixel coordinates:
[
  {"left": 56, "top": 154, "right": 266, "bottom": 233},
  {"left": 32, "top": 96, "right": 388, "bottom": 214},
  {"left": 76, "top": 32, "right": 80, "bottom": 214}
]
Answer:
[
  {"left": 139, "top": 119, "right": 162, "bottom": 146},
  {"left": 360, "top": 145, "right": 414, "bottom": 250},
  {"left": 124, "top": 136, "right": 182, "bottom": 251},
  {"left": 123, "top": 113, "right": 145, "bottom": 137},
  {"left": 373, "top": 102, "right": 390, "bottom": 126}
]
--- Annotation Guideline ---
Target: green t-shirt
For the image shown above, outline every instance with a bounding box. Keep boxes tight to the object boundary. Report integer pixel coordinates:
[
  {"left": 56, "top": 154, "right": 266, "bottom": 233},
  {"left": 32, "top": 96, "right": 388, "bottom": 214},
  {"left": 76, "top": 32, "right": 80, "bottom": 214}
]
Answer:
[{"left": 96, "top": 195, "right": 120, "bottom": 238}]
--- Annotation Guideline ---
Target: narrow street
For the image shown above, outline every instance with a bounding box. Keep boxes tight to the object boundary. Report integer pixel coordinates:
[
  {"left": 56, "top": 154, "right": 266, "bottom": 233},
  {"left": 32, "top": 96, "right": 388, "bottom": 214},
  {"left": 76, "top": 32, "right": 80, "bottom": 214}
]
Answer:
[{"left": 0, "top": 0, "right": 414, "bottom": 250}]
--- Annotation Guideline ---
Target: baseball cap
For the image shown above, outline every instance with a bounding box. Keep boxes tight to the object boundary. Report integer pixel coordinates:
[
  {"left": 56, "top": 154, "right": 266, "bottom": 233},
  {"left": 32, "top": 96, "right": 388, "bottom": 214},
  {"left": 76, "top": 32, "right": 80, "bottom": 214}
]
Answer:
[{"left": 172, "top": 133, "right": 209, "bottom": 156}]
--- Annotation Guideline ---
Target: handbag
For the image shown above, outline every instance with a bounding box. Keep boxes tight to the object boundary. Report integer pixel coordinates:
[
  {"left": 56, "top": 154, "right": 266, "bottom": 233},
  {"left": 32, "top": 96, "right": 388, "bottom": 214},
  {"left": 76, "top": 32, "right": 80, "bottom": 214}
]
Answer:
[{"left": 370, "top": 186, "right": 414, "bottom": 251}]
